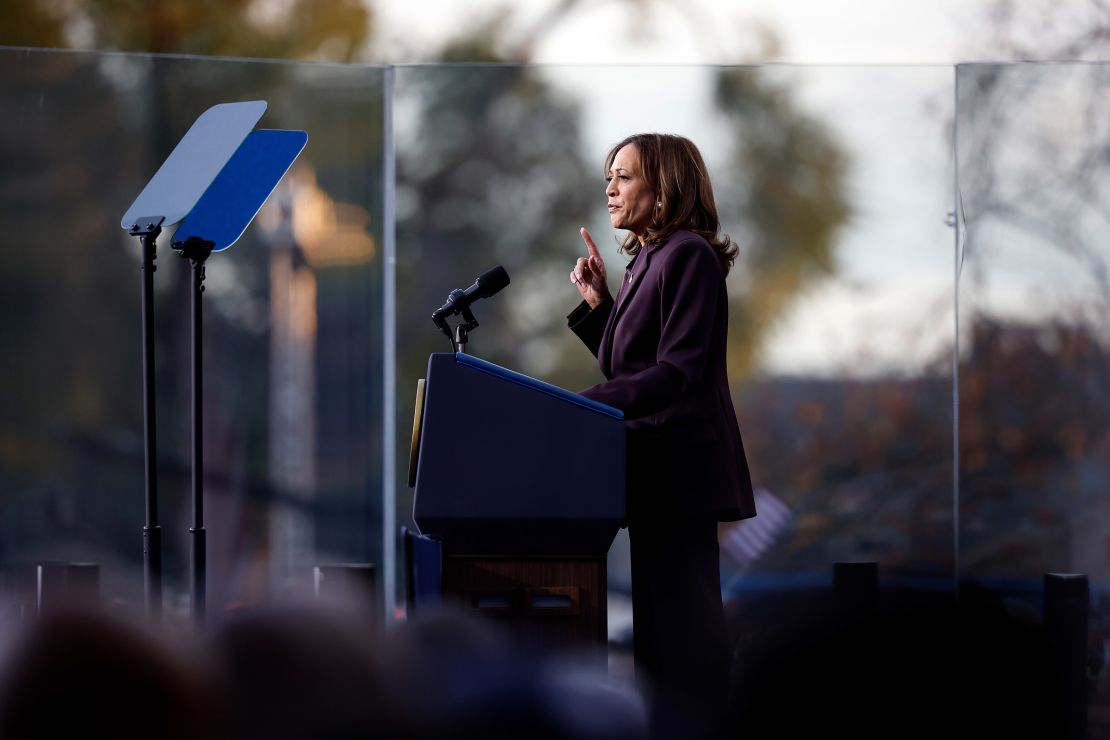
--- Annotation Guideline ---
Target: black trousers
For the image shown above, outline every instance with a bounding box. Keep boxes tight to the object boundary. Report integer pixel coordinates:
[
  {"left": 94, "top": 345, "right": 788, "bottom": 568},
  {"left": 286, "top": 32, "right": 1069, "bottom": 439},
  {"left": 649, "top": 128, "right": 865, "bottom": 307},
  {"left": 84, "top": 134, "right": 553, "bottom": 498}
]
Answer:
[{"left": 628, "top": 517, "right": 731, "bottom": 740}]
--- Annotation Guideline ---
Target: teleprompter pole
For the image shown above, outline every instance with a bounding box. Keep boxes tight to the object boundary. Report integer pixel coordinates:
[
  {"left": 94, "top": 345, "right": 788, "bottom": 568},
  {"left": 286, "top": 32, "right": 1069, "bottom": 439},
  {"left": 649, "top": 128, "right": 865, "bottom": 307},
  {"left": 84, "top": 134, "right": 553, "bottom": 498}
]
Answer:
[
  {"left": 129, "top": 216, "right": 165, "bottom": 623},
  {"left": 178, "top": 236, "right": 213, "bottom": 629}
]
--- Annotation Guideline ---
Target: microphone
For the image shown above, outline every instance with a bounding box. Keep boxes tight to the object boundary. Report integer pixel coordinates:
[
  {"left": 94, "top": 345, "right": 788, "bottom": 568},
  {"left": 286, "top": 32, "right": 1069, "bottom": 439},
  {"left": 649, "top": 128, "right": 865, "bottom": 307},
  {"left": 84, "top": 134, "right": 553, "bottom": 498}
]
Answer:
[{"left": 432, "top": 265, "right": 510, "bottom": 320}]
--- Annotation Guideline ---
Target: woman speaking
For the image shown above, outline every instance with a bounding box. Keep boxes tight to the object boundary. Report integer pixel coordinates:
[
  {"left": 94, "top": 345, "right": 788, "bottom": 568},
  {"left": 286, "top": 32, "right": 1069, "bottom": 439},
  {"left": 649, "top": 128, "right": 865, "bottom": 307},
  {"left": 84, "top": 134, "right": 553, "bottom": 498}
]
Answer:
[{"left": 567, "top": 133, "right": 755, "bottom": 738}]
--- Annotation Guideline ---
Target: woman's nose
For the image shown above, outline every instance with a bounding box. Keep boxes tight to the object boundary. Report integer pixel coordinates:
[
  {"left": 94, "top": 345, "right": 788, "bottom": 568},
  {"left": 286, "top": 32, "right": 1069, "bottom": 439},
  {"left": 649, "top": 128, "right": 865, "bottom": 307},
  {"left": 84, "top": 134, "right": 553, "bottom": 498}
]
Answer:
[{"left": 605, "top": 181, "right": 616, "bottom": 197}]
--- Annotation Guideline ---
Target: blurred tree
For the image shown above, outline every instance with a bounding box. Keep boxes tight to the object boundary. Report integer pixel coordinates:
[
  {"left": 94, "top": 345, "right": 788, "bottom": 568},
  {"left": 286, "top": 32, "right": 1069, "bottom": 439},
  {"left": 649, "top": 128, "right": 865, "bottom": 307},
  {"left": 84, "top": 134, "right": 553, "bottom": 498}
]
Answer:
[
  {"left": 957, "top": 318, "right": 1110, "bottom": 578},
  {"left": 0, "top": 0, "right": 68, "bottom": 48},
  {"left": 715, "top": 63, "right": 853, "bottom": 377},
  {"left": 0, "top": 0, "right": 370, "bottom": 61},
  {"left": 975, "top": 0, "right": 1110, "bottom": 61}
]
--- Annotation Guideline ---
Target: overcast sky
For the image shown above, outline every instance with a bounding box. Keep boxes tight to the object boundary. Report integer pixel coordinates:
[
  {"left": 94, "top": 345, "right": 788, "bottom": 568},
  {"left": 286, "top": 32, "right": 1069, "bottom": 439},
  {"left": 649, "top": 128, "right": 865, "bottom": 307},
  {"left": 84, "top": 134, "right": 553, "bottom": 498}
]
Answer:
[{"left": 371, "top": 0, "right": 1001, "bottom": 65}]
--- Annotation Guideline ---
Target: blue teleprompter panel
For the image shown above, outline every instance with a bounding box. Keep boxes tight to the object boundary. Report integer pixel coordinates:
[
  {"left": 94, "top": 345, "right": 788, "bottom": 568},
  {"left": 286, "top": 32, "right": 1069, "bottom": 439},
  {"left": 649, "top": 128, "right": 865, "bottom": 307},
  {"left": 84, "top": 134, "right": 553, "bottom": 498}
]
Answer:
[
  {"left": 121, "top": 100, "right": 267, "bottom": 230},
  {"left": 172, "top": 128, "right": 308, "bottom": 252}
]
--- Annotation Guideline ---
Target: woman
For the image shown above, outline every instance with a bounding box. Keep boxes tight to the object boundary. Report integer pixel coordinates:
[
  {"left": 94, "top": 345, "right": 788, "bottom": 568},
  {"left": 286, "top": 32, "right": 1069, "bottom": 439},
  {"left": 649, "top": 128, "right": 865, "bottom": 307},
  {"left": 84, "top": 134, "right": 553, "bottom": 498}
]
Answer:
[{"left": 567, "top": 133, "right": 755, "bottom": 738}]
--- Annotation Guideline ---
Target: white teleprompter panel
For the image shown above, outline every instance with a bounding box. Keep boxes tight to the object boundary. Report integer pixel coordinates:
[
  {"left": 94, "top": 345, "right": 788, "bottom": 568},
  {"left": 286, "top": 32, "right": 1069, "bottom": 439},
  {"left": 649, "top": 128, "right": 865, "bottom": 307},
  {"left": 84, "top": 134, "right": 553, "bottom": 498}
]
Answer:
[{"left": 120, "top": 100, "right": 267, "bottom": 229}]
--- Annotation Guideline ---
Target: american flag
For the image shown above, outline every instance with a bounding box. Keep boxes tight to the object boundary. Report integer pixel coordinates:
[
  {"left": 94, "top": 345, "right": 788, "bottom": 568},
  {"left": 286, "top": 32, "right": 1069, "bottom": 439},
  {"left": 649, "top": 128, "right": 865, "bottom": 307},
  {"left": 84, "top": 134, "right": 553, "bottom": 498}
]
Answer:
[{"left": 719, "top": 488, "right": 794, "bottom": 569}]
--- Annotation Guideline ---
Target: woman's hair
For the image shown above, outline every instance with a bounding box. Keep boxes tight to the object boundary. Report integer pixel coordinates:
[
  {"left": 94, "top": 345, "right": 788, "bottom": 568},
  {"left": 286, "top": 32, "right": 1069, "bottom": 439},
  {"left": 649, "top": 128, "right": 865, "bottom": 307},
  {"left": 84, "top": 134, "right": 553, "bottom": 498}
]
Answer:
[{"left": 605, "top": 133, "right": 738, "bottom": 274}]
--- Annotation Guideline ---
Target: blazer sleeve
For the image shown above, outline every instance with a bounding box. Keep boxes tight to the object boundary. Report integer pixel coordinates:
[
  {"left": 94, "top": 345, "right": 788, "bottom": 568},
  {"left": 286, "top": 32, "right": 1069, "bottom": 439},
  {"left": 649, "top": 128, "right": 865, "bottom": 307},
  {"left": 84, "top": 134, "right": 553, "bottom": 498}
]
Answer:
[
  {"left": 580, "top": 239, "right": 722, "bottom": 419},
  {"left": 566, "top": 296, "right": 613, "bottom": 358}
]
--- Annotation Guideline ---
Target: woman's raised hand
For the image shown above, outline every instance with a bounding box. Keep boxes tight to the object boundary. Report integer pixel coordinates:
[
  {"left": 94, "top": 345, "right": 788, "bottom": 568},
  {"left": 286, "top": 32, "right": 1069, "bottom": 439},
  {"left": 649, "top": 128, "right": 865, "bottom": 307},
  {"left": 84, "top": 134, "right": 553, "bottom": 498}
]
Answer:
[{"left": 570, "top": 227, "right": 610, "bottom": 309}]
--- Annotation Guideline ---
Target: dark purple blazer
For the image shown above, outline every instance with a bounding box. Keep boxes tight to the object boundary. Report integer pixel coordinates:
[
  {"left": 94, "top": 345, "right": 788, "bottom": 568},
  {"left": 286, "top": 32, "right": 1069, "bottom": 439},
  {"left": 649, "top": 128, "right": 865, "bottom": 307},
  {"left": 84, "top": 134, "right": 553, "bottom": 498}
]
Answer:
[{"left": 568, "top": 230, "right": 756, "bottom": 522}]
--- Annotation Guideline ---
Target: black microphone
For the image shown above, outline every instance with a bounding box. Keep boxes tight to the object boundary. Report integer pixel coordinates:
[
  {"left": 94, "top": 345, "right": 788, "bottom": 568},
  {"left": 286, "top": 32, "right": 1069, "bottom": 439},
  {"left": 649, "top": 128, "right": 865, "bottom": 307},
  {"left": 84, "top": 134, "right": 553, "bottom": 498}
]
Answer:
[{"left": 432, "top": 265, "right": 510, "bottom": 320}]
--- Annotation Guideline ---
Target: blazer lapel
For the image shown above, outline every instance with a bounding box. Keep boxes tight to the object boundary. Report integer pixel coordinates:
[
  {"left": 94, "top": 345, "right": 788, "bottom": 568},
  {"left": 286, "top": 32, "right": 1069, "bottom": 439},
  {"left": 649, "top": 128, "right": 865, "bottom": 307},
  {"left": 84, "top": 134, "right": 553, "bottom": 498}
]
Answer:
[{"left": 599, "top": 246, "right": 655, "bottom": 377}]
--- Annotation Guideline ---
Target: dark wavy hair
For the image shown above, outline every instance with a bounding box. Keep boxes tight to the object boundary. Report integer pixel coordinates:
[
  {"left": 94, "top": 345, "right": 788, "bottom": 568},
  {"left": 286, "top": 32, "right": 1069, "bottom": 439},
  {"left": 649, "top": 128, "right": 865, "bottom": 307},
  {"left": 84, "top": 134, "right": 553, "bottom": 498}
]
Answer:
[{"left": 605, "top": 133, "right": 738, "bottom": 275}]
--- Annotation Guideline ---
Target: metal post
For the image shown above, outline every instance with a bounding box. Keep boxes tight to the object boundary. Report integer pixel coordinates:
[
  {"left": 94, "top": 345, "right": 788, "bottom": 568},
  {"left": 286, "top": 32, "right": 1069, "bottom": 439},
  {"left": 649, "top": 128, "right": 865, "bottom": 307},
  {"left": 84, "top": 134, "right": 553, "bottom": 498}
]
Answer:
[
  {"left": 833, "top": 561, "right": 878, "bottom": 614},
  {"left": 1045, "top": 573, "right": 1088, "bottom": 740},
  {"left": 131, "top": 217, "right": 164, "bottom": 623},
  {"left": 179, "top": 237, "right": 213, "bottom": 629},
  {"left": 383, "top": 65, "right": 397, "bottom": 626}
]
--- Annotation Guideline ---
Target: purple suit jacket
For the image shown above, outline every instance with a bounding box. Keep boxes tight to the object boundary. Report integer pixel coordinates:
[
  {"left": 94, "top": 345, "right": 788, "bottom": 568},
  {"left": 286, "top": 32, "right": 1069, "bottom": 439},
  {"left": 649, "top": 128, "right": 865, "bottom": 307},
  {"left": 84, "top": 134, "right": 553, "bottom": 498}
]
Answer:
[{"left": 568, "top": 230, "right": 756, "bottom": 521}]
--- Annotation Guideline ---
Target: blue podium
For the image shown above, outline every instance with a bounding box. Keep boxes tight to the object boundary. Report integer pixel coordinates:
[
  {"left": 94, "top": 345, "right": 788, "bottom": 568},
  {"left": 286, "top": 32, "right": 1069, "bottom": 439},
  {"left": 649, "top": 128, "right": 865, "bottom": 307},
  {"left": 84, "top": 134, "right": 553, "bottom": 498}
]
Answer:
[{"left": 410, "top": 353, "right": 625, "bottom": 650}]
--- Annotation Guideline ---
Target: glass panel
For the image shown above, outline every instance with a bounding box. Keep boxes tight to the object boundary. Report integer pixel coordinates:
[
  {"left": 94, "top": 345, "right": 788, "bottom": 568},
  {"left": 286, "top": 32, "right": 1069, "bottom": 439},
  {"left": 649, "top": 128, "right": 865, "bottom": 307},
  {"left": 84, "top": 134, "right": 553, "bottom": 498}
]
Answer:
[
  {"left": 957, "top": 62, "right": 1110, "bottom": 582},
  {"left": 0, "top": 47, "right": 385, "bottom": 615},
  {"left": 394, "top": 64, "right": 955, "bottom": 647},
  {"left": 957, "top": 61, "right": 1110, "bottom": 712}
]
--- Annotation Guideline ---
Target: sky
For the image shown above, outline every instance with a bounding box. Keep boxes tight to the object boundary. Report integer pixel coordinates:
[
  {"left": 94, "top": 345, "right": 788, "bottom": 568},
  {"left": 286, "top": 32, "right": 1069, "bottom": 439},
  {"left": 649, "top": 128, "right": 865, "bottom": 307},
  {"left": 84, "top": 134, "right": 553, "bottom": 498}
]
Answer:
[{"left": 372, "top": 0, "right": 980, "bottom": 65}]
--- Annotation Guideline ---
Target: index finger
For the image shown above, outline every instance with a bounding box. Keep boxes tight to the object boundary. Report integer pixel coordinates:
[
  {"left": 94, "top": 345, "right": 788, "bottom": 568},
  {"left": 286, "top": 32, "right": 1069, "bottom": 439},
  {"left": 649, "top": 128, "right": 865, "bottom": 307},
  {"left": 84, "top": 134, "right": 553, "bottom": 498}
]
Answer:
[{"left": 580, "top": 227, "right": 601, "bottom": 261}]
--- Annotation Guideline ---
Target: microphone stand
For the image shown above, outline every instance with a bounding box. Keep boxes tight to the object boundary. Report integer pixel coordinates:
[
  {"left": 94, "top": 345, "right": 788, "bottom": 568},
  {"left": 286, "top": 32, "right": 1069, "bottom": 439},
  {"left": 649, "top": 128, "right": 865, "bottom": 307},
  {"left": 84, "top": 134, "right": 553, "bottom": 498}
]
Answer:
[
  {"left": 432, "top": 297, "right": 479, "bottom": 354},
  {"left": 127, "top": 216, "right": 165, "bottom": 624},
  {"left": 432, "top": 312, "right": 453, "bottom": 346},
  {"left": 452, "top": 305, "right": 479, "bottom": 355}
]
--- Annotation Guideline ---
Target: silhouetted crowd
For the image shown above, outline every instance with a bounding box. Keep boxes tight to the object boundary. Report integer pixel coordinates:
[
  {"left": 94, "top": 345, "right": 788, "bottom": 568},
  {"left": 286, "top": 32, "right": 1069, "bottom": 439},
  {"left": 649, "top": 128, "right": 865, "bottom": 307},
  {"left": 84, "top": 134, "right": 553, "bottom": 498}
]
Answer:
[
  {"left": 0, "top": 584, "right": 1075, "bottom": 740},
  {"left": 0, "top": 603, "right": 647, "bottom": 740}
]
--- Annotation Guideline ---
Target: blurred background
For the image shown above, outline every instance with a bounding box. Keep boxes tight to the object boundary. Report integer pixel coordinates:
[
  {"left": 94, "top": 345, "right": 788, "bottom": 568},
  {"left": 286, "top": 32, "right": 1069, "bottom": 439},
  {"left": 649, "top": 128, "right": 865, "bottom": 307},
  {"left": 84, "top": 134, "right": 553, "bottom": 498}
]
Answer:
[{"left": 1, "top": 0, "right": 1109, "bottom": 728}]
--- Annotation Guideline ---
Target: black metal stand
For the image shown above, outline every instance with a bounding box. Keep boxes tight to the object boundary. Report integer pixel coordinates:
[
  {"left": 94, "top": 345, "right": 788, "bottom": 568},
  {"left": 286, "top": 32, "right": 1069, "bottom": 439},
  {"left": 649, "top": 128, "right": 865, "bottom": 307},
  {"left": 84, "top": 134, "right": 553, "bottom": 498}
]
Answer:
[
  {"left": 433, "top": 301, "right": 479, "bottom": 354},
  {"left": 452, "top": 305, "right": 478, "bottom": 354},
  {"left": 128, "top": 216, "right": 165, "bottom": 623},
  {"left": 177, "top": 236, "right": 213, "bottom": 629},
  {"left": 1045, "top": 573, "right": 1089, "bottom": 740}
]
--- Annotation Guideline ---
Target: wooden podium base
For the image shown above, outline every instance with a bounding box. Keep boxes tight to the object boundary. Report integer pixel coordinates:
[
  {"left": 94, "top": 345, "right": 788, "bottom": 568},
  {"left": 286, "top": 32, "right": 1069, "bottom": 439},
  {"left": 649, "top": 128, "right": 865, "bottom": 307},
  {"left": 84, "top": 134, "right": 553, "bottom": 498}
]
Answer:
[{"left": 441, "top": 554, "right": 607, "bottom": 654}]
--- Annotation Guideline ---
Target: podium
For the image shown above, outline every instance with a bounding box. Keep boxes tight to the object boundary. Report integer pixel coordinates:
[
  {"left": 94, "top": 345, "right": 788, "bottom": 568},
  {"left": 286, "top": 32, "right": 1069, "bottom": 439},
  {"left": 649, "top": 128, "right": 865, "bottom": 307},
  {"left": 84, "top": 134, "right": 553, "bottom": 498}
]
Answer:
[{"left": 411, "top": 353, "right": 625, "bottom": 651}]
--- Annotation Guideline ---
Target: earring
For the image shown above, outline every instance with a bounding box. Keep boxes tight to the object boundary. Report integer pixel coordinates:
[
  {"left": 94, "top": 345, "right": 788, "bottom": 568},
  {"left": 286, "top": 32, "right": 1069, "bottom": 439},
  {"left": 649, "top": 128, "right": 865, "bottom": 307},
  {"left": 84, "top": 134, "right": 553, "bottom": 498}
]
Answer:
[{"left": 656, "top": 201, "right": 662, "bottom": 207}]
